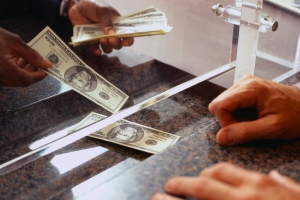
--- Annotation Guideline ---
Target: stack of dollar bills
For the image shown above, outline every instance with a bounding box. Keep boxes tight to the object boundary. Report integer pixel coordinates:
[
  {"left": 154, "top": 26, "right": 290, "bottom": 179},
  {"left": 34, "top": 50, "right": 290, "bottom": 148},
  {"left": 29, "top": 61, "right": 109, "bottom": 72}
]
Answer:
[{"left": 70, "top": 6, "right": 173, "bottom": 46}]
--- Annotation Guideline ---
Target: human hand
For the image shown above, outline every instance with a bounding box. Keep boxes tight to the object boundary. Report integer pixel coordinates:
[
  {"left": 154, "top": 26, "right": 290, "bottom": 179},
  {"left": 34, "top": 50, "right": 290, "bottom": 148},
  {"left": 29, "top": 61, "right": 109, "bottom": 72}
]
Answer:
[
  {"left": 0, "top": 28, "right": 52, "bottom": 87},
  {"left": 67, "top": 0, "right": 134, "bottom": 55},
  {"left": 152, "top": 163, "right": 300, "bottom": 200},
  {"left": 208, "top": 75, "right": 300, "bottom": 145}
]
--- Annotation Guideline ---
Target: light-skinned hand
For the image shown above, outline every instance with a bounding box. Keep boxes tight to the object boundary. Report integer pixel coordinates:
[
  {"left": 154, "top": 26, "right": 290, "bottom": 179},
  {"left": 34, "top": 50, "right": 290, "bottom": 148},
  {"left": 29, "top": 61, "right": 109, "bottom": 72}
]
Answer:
[
  {"left": 208, "top": 75, "right": 300, "bottom": 145},
  {"left": 152, "top": 162, "right": 300, "bottom": 200}
]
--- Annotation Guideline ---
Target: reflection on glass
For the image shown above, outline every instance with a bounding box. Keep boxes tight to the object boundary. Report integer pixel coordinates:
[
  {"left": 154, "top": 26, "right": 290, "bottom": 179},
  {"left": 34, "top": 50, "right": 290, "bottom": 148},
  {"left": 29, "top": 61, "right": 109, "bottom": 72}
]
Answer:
[
  {"left": 50, "top": 147, "right": 108, "bottom": 175},
  {"left": 29, "top": 128, "right": 71, "bottom": 150},
  {"left": 147, "top": 98, "right": 187, "bottom": 124},
  {"left": 291, "top": 2, "right": 300, "bottom": 9},
  {"left": 71, "top": 158, "right": 139, "bottom": 199},
  {"left": 270, "top": 28, "right": 300, "bottom": 82},
  {"left": 58, "top": 82, "right": 72, "bottom": 93}
]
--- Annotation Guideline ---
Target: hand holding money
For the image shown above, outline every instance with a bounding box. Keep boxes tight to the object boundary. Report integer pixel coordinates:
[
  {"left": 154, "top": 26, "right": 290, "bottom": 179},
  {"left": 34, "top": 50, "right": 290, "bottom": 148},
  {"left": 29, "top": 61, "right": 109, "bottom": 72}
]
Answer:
[
  {"left": 29, "top": 27, "right": 128, "bottom": 113},
  {"left": 67, "top": 0, "right": 134, "bottom": 55},
  {"left": 70, "top": 6, "right": 173, "bottom": 46},
  {"left": 0, "top": 27, "right": 52, "bottom": 87}
]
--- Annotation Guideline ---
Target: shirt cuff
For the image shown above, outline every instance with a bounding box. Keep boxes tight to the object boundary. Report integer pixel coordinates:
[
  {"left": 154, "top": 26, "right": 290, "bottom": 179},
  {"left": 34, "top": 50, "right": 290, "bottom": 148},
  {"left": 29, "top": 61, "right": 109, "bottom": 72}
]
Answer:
[{"left": 60, "top": 0, "right": 70, "bottom": 18}]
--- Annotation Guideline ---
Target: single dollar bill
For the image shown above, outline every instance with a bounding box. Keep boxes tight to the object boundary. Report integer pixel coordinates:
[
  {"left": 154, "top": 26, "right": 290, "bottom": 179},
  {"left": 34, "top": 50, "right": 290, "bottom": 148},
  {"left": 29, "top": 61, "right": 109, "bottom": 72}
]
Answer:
[
  {"left": 69, "top": 112, "right": 180, "bottom": 154},
  {"left": 28, "top": 27, "right": 128, "bottom": 113}
]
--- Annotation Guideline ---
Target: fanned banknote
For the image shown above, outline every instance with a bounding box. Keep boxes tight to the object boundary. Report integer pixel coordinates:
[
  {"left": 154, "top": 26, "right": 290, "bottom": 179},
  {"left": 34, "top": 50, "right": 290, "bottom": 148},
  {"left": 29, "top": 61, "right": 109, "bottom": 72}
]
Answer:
[
  {"left": 28, "top": 27, "right": 128, "bottom": 113},
  {"left": 69, "top": 112, "right": 180, "bottom": 154},
  {"left": 70, "top": 6, "right": 172, "bottom": 46}
]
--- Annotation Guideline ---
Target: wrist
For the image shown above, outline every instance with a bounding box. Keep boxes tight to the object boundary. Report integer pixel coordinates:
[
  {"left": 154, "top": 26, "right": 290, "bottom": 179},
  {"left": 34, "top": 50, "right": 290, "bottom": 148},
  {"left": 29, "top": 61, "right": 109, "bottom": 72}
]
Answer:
[{"left": 60, "top": 0, "right": 78, "bottom": 19}]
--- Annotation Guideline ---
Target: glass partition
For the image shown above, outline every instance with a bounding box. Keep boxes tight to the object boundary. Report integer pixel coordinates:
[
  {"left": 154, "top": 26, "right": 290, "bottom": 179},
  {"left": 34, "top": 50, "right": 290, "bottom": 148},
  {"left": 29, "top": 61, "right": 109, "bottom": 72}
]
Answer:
[{"left": 1, "top": 0, "right": 299, "bottom": 198}]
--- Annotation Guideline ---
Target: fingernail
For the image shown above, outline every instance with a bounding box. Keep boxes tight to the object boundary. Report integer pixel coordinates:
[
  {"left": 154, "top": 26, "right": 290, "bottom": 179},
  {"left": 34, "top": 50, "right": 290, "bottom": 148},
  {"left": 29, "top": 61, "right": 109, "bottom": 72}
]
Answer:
[
  {"left": 165, "top": 180, "right": 174, "bottom": 191},
  {"left": 108, "top": 30, "right": 117, "bottom": 44},
  {"left": 109, "top": 30, "right": 116, "bottom": 35},
  {"left": 217, "top": 130, "right": 233, "bottom": 145},
  {"left": 152, "top": 193, "right": 165, "bottom": 200},
  {"left": 43, "top": 58, "right": 52, "bottom": 67},
  {"left": 122, "top": 40, "right": 129, "bottom": 46}
]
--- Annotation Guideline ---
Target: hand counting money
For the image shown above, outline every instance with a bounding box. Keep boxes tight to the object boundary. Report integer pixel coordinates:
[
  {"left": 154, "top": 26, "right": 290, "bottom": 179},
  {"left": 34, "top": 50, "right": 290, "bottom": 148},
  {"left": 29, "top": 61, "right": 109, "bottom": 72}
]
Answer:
[
  {"left": 28, "top": 27, "right": 128, "bottom": 113},
  {"left": 70, "top": 6, "right": 173, "bottom": 46},
  {"left": 69, "top": 112, "right": 180, "bottom": 154}
]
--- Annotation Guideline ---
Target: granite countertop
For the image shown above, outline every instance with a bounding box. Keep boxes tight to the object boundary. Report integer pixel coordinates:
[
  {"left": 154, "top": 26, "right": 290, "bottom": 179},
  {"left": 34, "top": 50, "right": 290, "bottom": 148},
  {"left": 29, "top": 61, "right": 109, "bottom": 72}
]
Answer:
[{"left": 1, "top": 10, "right": 300, "bottom": 200}]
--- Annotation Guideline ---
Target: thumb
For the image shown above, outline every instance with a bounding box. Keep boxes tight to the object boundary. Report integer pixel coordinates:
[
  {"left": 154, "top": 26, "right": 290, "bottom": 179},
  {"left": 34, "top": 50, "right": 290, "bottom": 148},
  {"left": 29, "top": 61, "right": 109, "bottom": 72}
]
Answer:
[
  {"left": 77, "top": 1, "right": 116, "bottom": 35},
  {"left": 17, "top": 42, "right": 52, "bottom": 69},
  {"left": 97, "top": 8, "right": 115, "bottom": 35},
  {"left": 216, "top": 116, "right": 276, "bottom": 145}
]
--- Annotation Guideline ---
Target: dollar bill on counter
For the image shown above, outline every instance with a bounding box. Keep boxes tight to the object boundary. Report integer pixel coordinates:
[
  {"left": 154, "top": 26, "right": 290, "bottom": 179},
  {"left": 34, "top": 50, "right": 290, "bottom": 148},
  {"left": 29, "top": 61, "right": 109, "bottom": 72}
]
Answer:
[
  {"left": 28, "top": 27, "right": 128, "bottom": 113},
  {"left": 69, "top": 112, "right": 180, "bottom": 154},
  {"left": 70, "top": 6, "right": 173, "bottom": 46}
]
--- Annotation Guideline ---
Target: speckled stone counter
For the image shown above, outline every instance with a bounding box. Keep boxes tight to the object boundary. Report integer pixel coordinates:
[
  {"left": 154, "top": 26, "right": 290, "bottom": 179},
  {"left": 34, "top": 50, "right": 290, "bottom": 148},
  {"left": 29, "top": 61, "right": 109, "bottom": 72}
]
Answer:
[
  {"left": 58, "top": 121, "right": 300, "bottom": 200},
  {"left": 0, "top": 14, "right": 194, "bottom": 146},
  {"left": 0, "top": 86, "right": 217, "bottom": 199},
  {"left": 52, "top": 75, "right": 300, "bottom": 200},
  {"left": 1, "top": 9, "right": 300, "bottom": 200},
  {"left": 0, "top": 13, "right": 215, "bottom": 200}
]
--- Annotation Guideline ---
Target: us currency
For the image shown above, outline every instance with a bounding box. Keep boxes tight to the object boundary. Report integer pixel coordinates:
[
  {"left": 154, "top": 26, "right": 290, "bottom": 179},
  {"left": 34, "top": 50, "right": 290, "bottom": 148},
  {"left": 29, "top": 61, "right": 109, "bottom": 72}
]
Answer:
[
  {"left": 70, "top": 6, "right": 172, "bottom": 46},
  {"left": 28, "top": 27, "right": 128, "bottom": 113},
  {"left": 69, "top": 112, "right": 180, "bottom": 154},
  {"left": 71, "top": 25, "right": 172, "bottom": 45}
]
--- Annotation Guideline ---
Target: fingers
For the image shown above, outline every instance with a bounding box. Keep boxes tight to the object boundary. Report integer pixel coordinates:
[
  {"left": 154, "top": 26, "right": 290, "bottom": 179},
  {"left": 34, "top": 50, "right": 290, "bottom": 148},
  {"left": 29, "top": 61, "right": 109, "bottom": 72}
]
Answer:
[
  {"left": 122, "top": 37, "right": 134, "bottom": 47},
  {"left": 269, "top": 171, "right": 300, "bottom": 189},
  {"left": 87, "top": 43, "right": 102, "bottom": 56},
  {"left": 209, "top": 91, "right": 257, "bottom": 127},
  {"left": 17, "top": 58, "right": 26, "bottom": 69},
  {"left": 200, "top": 163, "right": 264, "bottom": 186},
  {"left": 77, "top": 1, "right": 122, "bottom": 49},
  {"left": 100, "top": 30, "right": 122, "bottom": 53},
  {"left": 94, "top": 4, "right": 115, "bottom": 35},
  {"left": 216, "top": 115, "right": 278, "bottom": 145},
  {"left": 27, "top": 70, "right": 48, "bottom": 84},
  {"left": 14, "top": 66, "right": 47, "bottom": 86},
  {"left": 24, "top": 64, "right": 38, "bottom": 72},
  {"left": 152, "top": 193, "right": 183, "bottom": 200},
  {"left": 269, "top": 170, "right": 300, "bottom": 194},
  {"left": 165, "top": 176, "right": 236, "bottom": 200},
  {"left": 209, "top": 75, "right": 264, "bottom": 127},
  {"left": 14, "top": 40, "right": 52, "bottom": 69},
  {"left": 72, "top": 1, "right": 134, "bottom": 54}
]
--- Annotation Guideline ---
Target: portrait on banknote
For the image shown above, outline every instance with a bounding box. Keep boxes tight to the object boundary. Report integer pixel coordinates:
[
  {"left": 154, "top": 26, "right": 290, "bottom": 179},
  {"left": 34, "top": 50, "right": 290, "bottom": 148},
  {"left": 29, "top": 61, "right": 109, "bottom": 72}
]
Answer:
[
  {"left": 47, "top": 53, "right": 60, "bottom": 65},
  {"left": 64, "top": 66, "right": 97, "bottom": 92},
  {"left": 99, "top": 92, "right": 110, "bottom": 100},
  {"left": 107, "top": 124, "right": 144, "bottom": 143}
]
